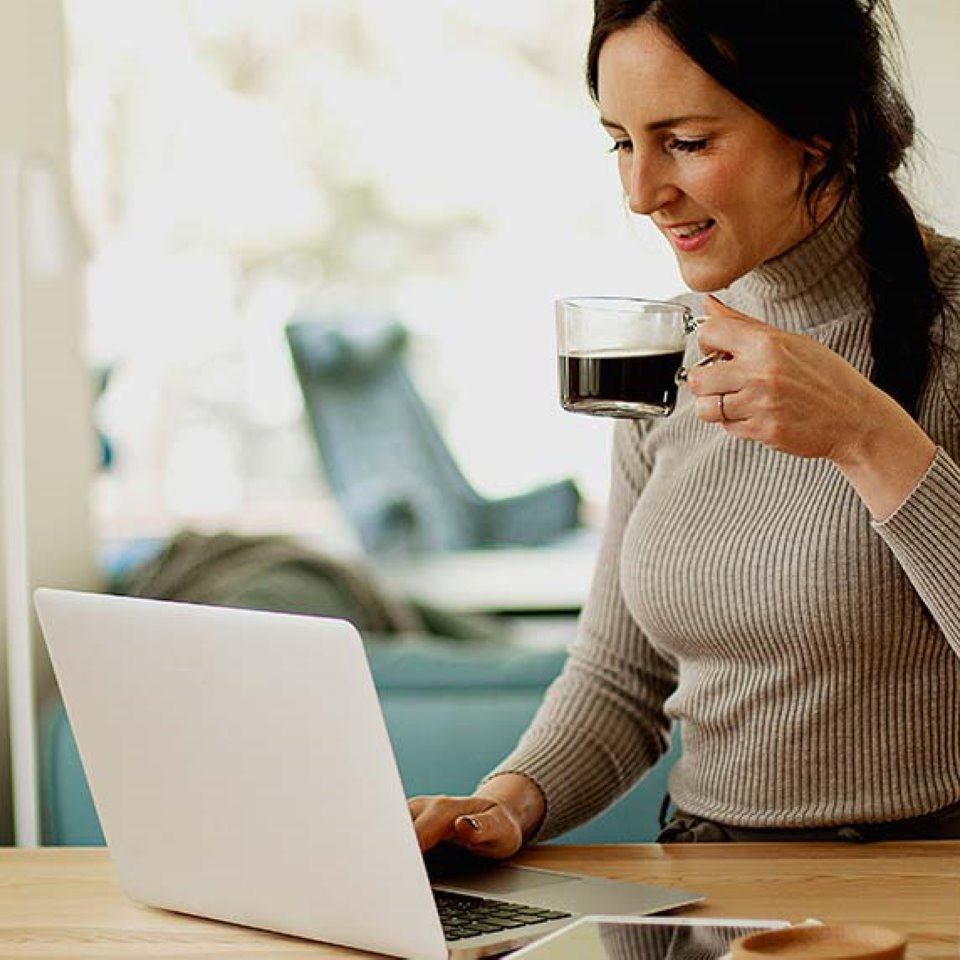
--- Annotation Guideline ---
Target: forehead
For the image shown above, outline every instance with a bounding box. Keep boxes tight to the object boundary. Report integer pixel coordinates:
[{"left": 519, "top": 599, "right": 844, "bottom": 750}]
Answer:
[{"left": 597, "top": 19, "right": 735, "bottom": 123}]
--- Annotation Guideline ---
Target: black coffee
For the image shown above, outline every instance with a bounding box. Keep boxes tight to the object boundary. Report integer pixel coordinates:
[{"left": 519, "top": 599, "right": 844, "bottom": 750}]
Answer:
[{"left": 559, "top": 348, "right": 684, "bottom": 418}]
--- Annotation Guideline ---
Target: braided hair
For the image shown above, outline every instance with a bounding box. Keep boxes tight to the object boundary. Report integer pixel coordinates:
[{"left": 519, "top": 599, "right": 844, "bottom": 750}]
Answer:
[{"left": 587, "top": 0, "right": 946, "bottom": 418}]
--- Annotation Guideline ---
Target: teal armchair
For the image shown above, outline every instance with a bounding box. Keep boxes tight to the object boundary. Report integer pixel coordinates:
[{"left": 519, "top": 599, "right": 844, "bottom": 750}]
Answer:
[{"left": 285, "top": 314, "right": 582, "bottom": 557}]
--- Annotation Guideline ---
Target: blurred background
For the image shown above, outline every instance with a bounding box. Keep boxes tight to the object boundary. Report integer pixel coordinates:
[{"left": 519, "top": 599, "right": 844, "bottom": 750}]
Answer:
[
  {"left": 74, "top": 0, "right": 683, "bottom": 540},
  {"left": 0, "top": 0, "right": 957, "bottom": 844}
]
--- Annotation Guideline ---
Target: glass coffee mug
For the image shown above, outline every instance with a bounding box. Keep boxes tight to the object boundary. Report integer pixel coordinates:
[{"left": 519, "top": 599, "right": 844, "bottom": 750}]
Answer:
[{"left": 556, "top": 296, "right": 714, "bottom": 419}]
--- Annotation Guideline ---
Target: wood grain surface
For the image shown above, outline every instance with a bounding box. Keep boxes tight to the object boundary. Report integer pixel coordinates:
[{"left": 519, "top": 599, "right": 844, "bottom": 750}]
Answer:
[{"left": 0, "top": 843, "right": 957, "bottom": 958}]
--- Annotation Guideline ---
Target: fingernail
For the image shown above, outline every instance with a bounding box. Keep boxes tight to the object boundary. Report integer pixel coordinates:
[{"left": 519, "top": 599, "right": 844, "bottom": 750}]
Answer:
[{"left": 461, "top": 815, "right": 482, "bottom": 832}]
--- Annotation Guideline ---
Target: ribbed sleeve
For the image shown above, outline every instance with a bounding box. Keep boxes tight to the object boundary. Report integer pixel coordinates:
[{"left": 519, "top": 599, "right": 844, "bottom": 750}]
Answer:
[
  {"left": 874, "top": 448, "right": 960, "bottom": 655},
  {"left": 485, "top": 421, "right": 677, "bottom": 841}
]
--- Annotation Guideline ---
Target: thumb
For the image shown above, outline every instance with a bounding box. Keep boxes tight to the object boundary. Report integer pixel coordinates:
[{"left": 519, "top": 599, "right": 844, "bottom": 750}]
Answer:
[
  {"left": 453, "top": 806, "right": 522, "bottom": 858},
  {"left": 705, "top": 295, "right": 763, "bottom": 325},
  {"left": 697, "top": 295, "right": 763, "bottom": 354}
]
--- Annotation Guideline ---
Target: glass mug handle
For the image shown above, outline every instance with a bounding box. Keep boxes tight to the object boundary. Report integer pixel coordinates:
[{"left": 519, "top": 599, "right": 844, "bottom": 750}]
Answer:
[{"left": 677, "top": 311, "right": 724, "bottom": 384}]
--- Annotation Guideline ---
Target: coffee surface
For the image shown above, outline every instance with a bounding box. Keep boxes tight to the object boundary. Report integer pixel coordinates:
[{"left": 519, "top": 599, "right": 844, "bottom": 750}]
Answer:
[{"left": 558, "top": 348, "right": 684, "bottom": 417}]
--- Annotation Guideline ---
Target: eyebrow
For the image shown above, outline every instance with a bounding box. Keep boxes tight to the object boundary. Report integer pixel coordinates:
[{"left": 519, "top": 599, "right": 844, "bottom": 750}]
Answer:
[{"left": 600, "top": 114, "right": 721, "bottom": 132}]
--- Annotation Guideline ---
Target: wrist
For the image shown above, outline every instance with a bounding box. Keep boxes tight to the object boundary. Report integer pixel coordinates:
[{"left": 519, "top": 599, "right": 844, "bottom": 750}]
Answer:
[
  {"left": 832, "top": 390, "right": 936, "bottom": 520},
  {"left": 476, "top": 773, "right": 546, "bottom": 842}
]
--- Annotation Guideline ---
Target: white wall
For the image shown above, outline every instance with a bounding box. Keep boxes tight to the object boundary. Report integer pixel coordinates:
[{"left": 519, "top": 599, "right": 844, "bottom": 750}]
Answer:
[
  {"left": 0, "top": 0, "right": 97, "bottom": 844},
  {"left": 894, "top": 0, "right": 960, "bottom": 232}
]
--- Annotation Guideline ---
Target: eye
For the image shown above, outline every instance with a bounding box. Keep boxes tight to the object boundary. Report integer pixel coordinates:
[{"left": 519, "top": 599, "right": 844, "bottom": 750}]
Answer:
[
  {"left": 608, "top": 139, "right": 633, "bottom": 155},
  {"left": 668, "top": 137, "right": 708, "bottom": 153}
]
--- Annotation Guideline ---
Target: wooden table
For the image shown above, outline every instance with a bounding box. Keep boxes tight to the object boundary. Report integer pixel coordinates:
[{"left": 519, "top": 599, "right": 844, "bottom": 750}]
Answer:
[{"left": 1, "top": 843, "right": 958, "bottom": 958}]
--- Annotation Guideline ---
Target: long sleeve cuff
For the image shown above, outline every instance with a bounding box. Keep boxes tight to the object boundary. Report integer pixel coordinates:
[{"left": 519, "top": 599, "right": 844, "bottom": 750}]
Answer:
[
  {"left": 873, "top": 446, "right": 960, "bottom": 653},
  {"left": 482, "top": 721, "right": 663, "bottom": 843}
]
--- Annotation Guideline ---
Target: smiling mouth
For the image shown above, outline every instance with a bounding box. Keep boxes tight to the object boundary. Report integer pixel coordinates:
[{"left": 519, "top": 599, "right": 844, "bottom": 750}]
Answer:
[
  {"left": 663, "top": 218, "right": 717, "bottom": 254},
  {"left": 669, "top": 219, "right": 715, "bottom": 239}
]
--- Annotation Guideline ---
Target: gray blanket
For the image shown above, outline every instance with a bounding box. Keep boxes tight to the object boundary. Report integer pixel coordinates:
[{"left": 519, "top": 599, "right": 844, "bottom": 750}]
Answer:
[{"left": 116, "top": 529, "right": 507, "bottom": 642}]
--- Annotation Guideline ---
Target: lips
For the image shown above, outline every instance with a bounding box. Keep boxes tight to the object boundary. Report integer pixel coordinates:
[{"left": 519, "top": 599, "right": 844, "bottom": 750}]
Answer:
[{"left": 663, "top": 218, "right": 717, "bottom": 253}]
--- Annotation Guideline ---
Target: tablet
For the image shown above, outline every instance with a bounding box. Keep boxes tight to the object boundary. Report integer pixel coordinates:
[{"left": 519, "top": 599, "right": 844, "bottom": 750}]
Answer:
[{"left": 506, "top": 915, "right": 791, "bottom": 959}]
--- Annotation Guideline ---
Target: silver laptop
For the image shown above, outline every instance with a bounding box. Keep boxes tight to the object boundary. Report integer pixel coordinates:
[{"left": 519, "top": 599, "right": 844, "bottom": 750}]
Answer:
[{"left": 35, "top": 588, "right": 701, "bottom": 960}]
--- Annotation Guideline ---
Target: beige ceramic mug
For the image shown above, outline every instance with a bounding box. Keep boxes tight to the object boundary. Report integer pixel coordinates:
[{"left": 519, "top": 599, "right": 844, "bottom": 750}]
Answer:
[{"left": 731, "top": 924, "right": 907, "bottom": 960}]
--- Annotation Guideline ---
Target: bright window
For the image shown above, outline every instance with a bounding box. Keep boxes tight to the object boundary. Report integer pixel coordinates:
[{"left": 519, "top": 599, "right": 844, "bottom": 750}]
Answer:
[{"left": 65, "top": 0, "right": 682, "bottom": 543}]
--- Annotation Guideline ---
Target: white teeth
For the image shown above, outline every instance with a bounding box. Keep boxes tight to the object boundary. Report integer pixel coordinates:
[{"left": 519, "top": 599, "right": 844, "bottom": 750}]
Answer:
[{"left": 674, "top": 221, "right": 712, "bottom": 239}]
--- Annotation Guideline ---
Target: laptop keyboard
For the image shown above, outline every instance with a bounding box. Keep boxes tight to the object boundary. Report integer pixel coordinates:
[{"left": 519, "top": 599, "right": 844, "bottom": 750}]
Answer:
[{"left": 434, "top": 889, "right": 571, "bottom": 942}]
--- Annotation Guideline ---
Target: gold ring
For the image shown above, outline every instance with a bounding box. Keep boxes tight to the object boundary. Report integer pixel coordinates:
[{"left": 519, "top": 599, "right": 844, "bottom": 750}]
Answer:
[{"left": 718, "top": 394, "right": 727, "bottom": 422}]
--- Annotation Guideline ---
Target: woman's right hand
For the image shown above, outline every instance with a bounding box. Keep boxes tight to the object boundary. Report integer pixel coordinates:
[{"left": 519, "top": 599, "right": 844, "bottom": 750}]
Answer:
[{"left": 408, "top": 773, "right": 546, "bottom": 860}]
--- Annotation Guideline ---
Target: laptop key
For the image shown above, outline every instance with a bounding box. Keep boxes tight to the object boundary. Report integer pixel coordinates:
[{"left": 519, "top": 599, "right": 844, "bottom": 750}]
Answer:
[
  {"left": 487, "top": 915, "right": 536, "bottom": 929},
  {"left": 434, "top": 889, "right": 572, "bottom": 940}
]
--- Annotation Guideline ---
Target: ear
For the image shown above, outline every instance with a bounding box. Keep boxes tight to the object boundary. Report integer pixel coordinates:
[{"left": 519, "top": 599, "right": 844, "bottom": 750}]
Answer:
[{"left": 802, "top": 136, "right": 832, "bottom": 168}]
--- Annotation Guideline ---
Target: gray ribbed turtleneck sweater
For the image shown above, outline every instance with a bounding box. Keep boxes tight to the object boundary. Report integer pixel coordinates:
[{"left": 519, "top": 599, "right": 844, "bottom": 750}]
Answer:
[{"left": 490, "top": 198, "right": 960, "bottom": 836}]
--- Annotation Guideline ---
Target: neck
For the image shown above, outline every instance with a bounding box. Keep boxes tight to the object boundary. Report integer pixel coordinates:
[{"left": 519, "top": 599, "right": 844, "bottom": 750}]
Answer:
[{"left": 714, "top": 188, "right": 868, "bottom": 332}]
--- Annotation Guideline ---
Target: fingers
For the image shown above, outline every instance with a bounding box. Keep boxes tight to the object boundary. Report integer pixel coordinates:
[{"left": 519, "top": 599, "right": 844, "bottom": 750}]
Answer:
[
  {"left": 409, "top": 795, "right": 485, "bottom": 852},
  {"left": 684, "top": 356, "right": 742, "bottom": 397},
  {"left": 408, "top": 795, "right": 522, "bottom": 860},
  {"left": 689, "top": 299, "right": 786, "bottom": 424},
  {"left": 694, "top": 390, "right": 744, "bottom": 425}
]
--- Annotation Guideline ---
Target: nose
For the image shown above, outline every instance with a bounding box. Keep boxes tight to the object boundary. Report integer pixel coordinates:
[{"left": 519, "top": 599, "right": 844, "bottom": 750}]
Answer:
[{"left": 623, "top": 150, "right": 678, "bottom": 216}]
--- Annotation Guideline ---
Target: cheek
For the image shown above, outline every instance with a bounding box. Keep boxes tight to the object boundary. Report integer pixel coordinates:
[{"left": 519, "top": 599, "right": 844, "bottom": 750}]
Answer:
[
  {"left": 700, "top": 151, "right": 804, "bottom": 223},
  {"left": 740, "top": 138, "right": 808, "bottom": 204},
  {"left": 683, "top": 158, "right": 741, "bottom": 212}
]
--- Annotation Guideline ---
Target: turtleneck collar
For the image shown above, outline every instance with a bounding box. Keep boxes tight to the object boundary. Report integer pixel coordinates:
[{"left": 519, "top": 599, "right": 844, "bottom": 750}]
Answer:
[{"left": 715, "top": 191, "right": 869, "bottom": 333}]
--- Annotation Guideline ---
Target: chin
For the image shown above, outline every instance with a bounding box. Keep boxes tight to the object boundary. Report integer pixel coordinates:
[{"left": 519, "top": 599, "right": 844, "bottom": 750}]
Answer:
[{"left": 676, "top": 258, "right": 745, "bottom": 294}]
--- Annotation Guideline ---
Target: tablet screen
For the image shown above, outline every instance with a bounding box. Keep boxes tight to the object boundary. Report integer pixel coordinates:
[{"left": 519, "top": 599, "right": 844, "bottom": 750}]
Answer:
[{"left": 507, "top": 916, "right": 790, "bottom": 959}]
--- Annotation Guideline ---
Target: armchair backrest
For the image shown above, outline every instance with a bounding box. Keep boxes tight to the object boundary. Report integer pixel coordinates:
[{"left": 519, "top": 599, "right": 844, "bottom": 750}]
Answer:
[{"left": 286, "top": 312, "right": 484, "bottom": 555}]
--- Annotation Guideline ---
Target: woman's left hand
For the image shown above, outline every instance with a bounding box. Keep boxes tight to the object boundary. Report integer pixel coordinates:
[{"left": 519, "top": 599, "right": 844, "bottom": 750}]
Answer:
[
  {"left": 687, "top": 296, "right": 890, "bottom": 462},
  {"left": 687, "top": 296, "right": 938, "bottom": 520}
]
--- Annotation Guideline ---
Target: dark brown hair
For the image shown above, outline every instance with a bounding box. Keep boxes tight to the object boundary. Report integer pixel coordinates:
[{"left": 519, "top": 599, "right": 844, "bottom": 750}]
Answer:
[{"left": 587, "top": 0, "right": 944, "bottom": 417}]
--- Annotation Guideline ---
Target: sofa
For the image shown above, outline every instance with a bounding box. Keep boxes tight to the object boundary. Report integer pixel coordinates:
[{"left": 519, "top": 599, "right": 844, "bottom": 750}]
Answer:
[{"left": 41, "top": 632, "right": 681, "bottom": 846}]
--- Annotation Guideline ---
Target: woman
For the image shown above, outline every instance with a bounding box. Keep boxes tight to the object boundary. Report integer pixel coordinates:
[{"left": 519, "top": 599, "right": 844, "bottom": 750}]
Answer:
[{"left": 411, "top": 0, "right": 960, "bottom": 852}]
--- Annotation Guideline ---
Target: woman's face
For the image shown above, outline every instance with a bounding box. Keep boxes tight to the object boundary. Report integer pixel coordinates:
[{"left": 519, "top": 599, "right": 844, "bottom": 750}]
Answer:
[{"left": 597, "top": 20, "right": 818, "bottom": 292}]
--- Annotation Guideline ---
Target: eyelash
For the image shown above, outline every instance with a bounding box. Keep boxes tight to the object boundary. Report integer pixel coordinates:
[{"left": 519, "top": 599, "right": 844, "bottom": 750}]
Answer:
[
  {"left": 669, "top": 137, "right": 708, "bottom": 153},
  {"left": 607, "top": 137, "right": 709, "bottom": 155}
]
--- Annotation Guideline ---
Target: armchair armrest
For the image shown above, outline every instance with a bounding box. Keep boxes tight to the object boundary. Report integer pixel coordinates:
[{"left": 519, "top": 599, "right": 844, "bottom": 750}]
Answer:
[{"left": 478, "top": 478, "right": 582, "bottom": 548}]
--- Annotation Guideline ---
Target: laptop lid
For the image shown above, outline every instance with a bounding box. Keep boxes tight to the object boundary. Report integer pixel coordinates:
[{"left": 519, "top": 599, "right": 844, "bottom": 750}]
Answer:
[{"left": 35, "top": 588, "right": 449, "bottom": 960}]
